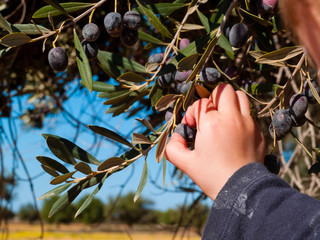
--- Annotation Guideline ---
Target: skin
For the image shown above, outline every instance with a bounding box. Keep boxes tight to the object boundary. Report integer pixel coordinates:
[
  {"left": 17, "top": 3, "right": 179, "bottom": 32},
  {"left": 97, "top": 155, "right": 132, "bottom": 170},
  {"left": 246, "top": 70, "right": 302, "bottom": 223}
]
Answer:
[{"left": 165, "top": 84, "right": 265, "bottom": 200}]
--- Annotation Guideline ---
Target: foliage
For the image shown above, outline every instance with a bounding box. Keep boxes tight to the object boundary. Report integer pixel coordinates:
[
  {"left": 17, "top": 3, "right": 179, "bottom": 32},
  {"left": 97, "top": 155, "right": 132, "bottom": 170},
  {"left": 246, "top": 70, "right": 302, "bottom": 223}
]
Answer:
[
  {"left": 41, "top": 197, "right": 76, "bottom": 224},
  {"left": 75, "top": 195, "right": 105, "bottom": 224},
  {"left": 106, "top": 192, "right": 156, "bottom": 227},
  {"left": 18, "top": 204, "right": 38, "bottom": 223},
  {"left": 1, "top": 1, "right": 320, "bottom": 236}
]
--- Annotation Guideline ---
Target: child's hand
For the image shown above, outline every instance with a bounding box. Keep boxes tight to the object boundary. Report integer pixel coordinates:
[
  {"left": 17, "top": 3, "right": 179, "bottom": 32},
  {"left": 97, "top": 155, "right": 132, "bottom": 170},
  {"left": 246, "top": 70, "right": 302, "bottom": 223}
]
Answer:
[{"left": 165, "top": 84, "right": 265, "bottom": 200}]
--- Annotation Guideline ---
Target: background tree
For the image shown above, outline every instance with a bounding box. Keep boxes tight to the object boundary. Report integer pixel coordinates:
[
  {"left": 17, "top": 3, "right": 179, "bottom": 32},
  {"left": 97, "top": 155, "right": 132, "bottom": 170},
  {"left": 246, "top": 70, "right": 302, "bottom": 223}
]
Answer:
[
  {"left": 75, "top": 195, "right": 105, "bottom": 225},
  {"left": 18, "top": 203, "right": 38, "bottom": 223}
]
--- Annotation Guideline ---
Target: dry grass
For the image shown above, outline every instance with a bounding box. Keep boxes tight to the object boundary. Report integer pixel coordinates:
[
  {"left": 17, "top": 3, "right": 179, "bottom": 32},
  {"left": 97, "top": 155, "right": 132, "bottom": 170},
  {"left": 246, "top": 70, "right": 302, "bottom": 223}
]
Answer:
[{"left": 2, "top": 222, "right": 201, "bottom": 240}]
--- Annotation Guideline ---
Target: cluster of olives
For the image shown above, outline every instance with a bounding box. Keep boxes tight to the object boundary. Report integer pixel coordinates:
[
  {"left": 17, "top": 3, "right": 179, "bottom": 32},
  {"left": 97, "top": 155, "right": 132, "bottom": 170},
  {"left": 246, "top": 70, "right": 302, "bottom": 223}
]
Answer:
[
  {"left": 48, "top": 10, "right": 141, "bottom": 72},
  {"left": 149, "top": 39, "right": 222, "bottom": 96},
  {"left": 81, "top": 23, "right": 100, "bottom": 60},
  {"left": 104, "top": 10, "right": 141, "bottom": 47},
  {"left": 269, "top": 80, "right": 320, "bottom": 140}
]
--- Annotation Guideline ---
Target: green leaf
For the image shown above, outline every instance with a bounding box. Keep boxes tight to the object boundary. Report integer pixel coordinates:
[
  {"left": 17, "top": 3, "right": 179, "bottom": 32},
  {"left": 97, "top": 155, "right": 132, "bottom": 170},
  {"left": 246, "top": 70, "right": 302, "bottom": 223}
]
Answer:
[
  {"left": 134, "top": 159, "right": 148, "bottom": 202},
  {"left": 132, "top": 133, "right": 152, "bottom": 144},
  {"left": 177, "top": 53, "right": 200, "bottom": 71},
  {"left": 196, "top": 9, "right": 210, "bottom": 33},
  {"left": 42, "top": 134, "right": 100, "bottom": 165},
  {"left": 162, "top": 156, "right": 167, "bottom": 188},
  {"left": 41, "top": 164, "right": 60, "bottom": 177},
  {"left": 0, "top": 12, "right": 12, "bottom": 33},
  {"left": 117, "top": 72, "right": 146, "bottom": 83},
  {"left": 136, "top": 0, "right": 173, "bottom": 39},
  {"left": 74, "top": 29, "right": 92, "bottom": 92},
  {"left": 105, "top": 89, "right": 149, "bottom": 117},
  {"left": 88, "top": 125, "right": 135, "bottom": 149},
  {"left": 89, "top": 81, "right": 118, "bottom": 92},
  {"left": 43, "top": 0, "right": 69, "bottom": 16},
  {"left": 46, "top": 136, "right": 77, "bottom": 165},
  {"left": 74, "top": 173, "right": 108, "bottom": 218},
  {"left": 246, "top": 83, "right": 280, "bottom": 95},
  {"left": 150, "top": 83, "right": 163, "bottom": 107},
  {"left": 256, "top": 46, "right": 304, "bottom": 65},
  {"left": 36, "top": 156, "right": 69, "bottom": 174},
  {"left": 306, "top": 78, "right": 320, "bottom": 105},
  {"left": 97, "top": 157, "right": 125, "bottom": 171},
  {"left": 33, "top": 2, "right": 93, "bottom": 18},
  {"left": 50, "top": 171, "right": 76, "bottom": 185},
  {"left": 136, "top": 118, "right": 156, "bottom": 133},
  {"left": 99, "top": 89, "right": 130, "bottom": 100},
  {"left": 0, "top": 47, "right": 11, "bottom": 58},
  {"left": 137, "top": 3, "right": 187, "bottom": 17},
  {"left": 138, "top": 30, "right": 166, "bottom": 45},
  {"left": 155, "top": 94, "right": 179, "bottom": 112},
  {"left": 217, "top": 34, "right": 234, "bottom": 60},
  {"left": 38, "top": 182, "right": 73, "bottom": 200},
  {"left": 3, "top": 24, "right": 51, "bottom": 35},
  {"left": 155, "top": 125, "right": 171, "bottom": 163},
  {"left": 48, "top": 173, "right": 106, "bottom": 217},
  {"left": 240, "top": 8, "right": 273, "bottom": 27},
  {"left": 97, "top": 50, "right": 146, "bottom": 73},
  {"left": 74, "top": 162, "right": 92, "bottom": 175},
  {"left": 0, "top": 33, "right": 31, "bottom": 47},
  {"left": 102, "top": 91, "right": 131, "bottom": 105}
]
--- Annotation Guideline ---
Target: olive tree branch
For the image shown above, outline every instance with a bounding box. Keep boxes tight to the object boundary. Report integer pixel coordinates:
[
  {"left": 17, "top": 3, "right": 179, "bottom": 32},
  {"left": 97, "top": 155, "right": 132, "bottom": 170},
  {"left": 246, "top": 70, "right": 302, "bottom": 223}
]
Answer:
[{"left": 30, "top": 0, "right": 109, "bottom": 43}]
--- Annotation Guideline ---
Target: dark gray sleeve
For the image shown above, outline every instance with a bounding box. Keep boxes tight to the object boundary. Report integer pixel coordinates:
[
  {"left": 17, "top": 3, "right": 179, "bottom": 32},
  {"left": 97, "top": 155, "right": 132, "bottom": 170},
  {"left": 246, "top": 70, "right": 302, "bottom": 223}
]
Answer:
[{"left": 202, "top": 162, "right": 320, "bottom": 240}]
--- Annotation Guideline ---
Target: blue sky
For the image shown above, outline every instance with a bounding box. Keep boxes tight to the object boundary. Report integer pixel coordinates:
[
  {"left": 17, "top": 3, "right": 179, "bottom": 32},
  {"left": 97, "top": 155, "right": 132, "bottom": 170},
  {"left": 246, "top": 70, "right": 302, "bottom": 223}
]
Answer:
[{"left": 2, "top": 78, "right": 212, "bottom": 214}]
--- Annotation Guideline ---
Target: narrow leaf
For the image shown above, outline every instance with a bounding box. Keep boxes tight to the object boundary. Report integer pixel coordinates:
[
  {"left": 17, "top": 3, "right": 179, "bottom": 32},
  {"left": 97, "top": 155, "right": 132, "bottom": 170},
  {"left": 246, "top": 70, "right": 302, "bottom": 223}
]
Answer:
[
  {"left": 0, "top": 33, "right": 31, "bottom": 47},
  {"left": 41, "top": 164, "right": 60, "bottom": 177},
  {"left": 162, "top": 157, "right": 167, "bottom": 188},
  {"left": 74, "top": 173, "right": 108, "bottom": 218},
  {"left": 117, "top": 72, "right": 146, "bottom": 83},
  {"left": 240, "top": 8, "right": 272, "bottom": 27},
  {"left": 177, "top": 53, "right": 200, "bottom": 71},
  {"left": 138, "top": 30, "right": 166, "bottom": 45},
  {"left": 3, "top": 24, "right": 51, "bottom": 35},
  {"left": 42, "top": 134, "right": 101, "bottom": 165},
  {"left": 217, "top": 34, "right": 234, "bottom": 60},
  {"left": 36, "top": 156, "right": 69, "bottom": 174},
  {"left": 256, "top": 46, "right": 304, "bottom": 65},
  {"left": 136, "top": 0, "right": 173, "bottom": 38},
  {"left": 50, "top": 171, "right": 76, "bottom": 185},
  {"left": 196, "top": 9, "right": 210, "bottom": 33},
  {"left": 195, "top": 84, "right": 211, "bottom": 98},
  {"left": 97, "top": 157, "right": 125, "bottom": 171},
  {"left": 74, "top": 28, "right": 92, "bottom": 92},
  {"left": 136, "top": 118, "right": 156, "bottom": 133},
  {"left": 132, "top": 133, "right": 152, "bottom": 144},
  {"left": 38, "top": 182, "right": 73, "bottom": 200},
  {"left": 43, "top": 0, "right": 69, "bottom": 16},
  {"left": 88, "top": 125, "right": 135, "bottom": 149},
  {"left": 0, "top": 47, "right": 11, "bottom": 58},
  {"left": 0, "top": 12, "right": 12, "bottom": 33},
  {"left": 139, "top": 3, "right": 187, "bottom": 16},
  {"left": 97, "top": 50, "right": 146, "bottom": 73},
  {"left": 74, "top": 162, "right": 92, "bottom": 175},
  {"left": 46, "top": 136, "right": 77, "bottom": 165},
  {"left": 155, "top": 94, "right": 178, "bottom": 111},
  {"left": 134, "top": 159, "right": 148, "bottom": 202},
  {"left": 155, "top": 126, "right": 171, "bottom": 163},
  {"left": 33, "top": 2, "right": 93, "bottom": 18}
]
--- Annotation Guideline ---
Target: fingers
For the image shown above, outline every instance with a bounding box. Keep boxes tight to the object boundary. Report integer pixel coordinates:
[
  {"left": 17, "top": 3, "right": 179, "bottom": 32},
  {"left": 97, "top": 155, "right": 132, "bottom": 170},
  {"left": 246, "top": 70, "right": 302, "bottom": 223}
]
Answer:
[
  {"left": 165, "top": 133, "right": 193, "bottom": 172},
  {"left": 182, "top": 98, "right": 215, "bottom": 130},
  {"left": 235, "top": 90, "right": 251, "bottom": 116},
  {"left": 209, "top": 84, "right": 241, "bottom": 115}
]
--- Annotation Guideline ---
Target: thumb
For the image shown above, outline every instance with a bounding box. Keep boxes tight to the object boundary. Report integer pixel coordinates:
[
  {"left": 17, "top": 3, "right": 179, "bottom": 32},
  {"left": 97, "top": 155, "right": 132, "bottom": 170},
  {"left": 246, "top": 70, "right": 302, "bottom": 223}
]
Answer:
[{"left": 165, "top": 132, "right": 193, "bottom": 172}]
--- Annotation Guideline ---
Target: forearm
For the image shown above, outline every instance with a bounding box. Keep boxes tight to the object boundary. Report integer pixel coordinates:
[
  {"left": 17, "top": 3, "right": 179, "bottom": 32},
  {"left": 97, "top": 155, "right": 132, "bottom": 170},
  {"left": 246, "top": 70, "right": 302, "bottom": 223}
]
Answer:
[{"left": 202, "top": 163, "right": 320, "bottom": 240}]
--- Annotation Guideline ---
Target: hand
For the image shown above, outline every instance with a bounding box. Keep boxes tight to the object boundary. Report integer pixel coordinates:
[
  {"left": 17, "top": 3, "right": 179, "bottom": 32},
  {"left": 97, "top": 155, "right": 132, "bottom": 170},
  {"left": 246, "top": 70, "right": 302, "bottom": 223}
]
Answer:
[{"left": 165, "top": 84, "right": 265, "bottom": 200}]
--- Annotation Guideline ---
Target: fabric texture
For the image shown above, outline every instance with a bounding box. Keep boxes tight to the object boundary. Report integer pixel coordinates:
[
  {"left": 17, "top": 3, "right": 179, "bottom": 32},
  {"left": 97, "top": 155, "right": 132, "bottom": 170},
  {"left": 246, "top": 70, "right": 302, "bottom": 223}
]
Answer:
[{"left": 202, "top": 162, "right": 320, "bottom": 240}]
